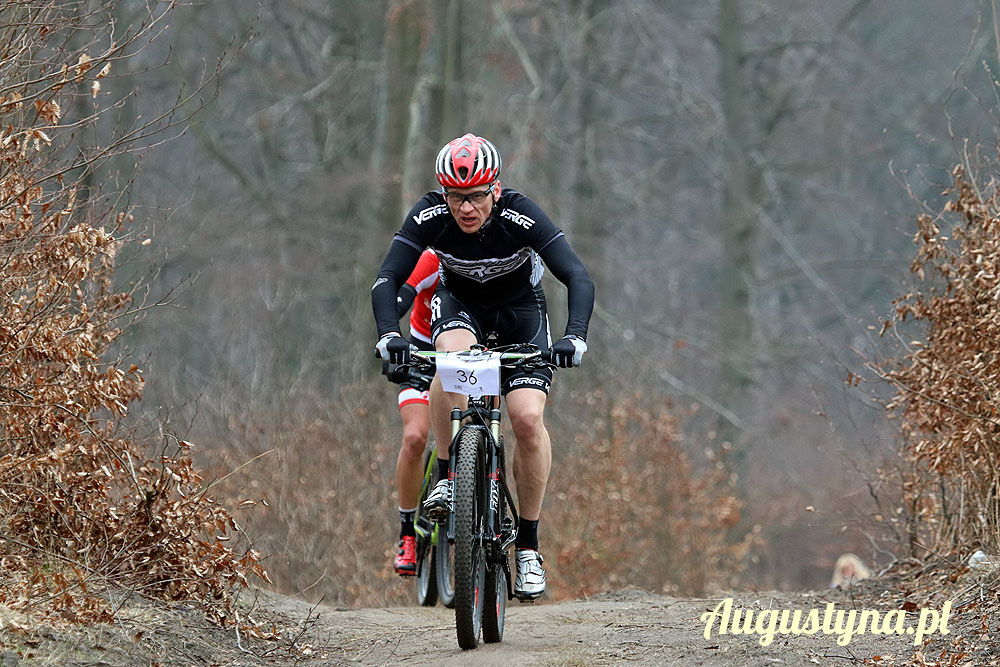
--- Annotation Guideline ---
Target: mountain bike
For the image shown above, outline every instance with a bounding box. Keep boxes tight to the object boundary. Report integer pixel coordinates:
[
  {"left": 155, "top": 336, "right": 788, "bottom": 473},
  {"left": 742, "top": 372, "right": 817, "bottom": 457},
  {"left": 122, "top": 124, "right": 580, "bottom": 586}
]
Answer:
[
  {"left": 382, "top": 362, "right": 455, "bottom": 609},
  {"left": 404, "top": 343, "right": 556, "bottom": 650}
]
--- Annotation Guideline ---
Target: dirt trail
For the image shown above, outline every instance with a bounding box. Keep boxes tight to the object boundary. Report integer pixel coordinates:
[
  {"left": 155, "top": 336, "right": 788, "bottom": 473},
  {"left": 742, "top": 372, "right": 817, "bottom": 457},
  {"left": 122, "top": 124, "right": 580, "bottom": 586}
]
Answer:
[
  {"left": 11, "top": 583, "right": 963, "bottom": 665},
  {"left": 259, "top": 587, "right": 924, "bottom": 666}
]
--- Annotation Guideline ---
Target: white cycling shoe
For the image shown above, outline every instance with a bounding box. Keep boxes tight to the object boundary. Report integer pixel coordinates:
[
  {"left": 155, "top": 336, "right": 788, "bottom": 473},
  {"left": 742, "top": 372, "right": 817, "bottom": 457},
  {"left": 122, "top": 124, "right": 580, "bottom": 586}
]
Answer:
[
  {"left": 514, "top": 549, "right": 546, "bottom": 601},
  {"left": 422, "top": 479, "right": 451, "bottom": 523}
]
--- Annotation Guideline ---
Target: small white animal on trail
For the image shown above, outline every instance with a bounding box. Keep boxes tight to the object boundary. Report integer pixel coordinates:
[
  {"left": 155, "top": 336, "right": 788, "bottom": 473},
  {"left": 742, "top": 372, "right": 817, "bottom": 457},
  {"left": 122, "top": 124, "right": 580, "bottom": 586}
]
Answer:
[{"left": 830, "top": 553, "right": 872, "bottom": 588}]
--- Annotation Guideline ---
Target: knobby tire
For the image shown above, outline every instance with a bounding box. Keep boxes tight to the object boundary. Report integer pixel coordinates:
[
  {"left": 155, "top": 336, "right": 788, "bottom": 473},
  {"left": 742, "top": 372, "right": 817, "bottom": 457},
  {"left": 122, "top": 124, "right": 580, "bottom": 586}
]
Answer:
[
  {"left": 436, "top": 525, "right": 456, "bottom": 608},
  {"left": 416, "top": 543, "right": 437, "bottom": 606},
  {"left": 430, "top": 445, "right": 455, "bottom": 608},
  {"left": 415, "top": 447, "right": 438, "bottom": 607},
  {"left": 453, "top": 428, "right": 485, "bottom": 650}
]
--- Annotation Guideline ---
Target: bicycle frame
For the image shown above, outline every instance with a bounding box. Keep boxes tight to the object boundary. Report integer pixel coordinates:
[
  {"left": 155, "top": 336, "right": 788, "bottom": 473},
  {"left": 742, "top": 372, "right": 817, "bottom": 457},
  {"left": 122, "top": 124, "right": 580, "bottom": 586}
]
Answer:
[{"left": 445, "top": 393, "right": 519, "bottom": 597}]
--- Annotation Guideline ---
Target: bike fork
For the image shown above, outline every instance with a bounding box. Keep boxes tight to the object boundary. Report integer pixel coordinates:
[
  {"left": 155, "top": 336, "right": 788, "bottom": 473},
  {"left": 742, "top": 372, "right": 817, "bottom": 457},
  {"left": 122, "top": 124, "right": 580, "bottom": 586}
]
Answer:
[{"left": 445, "top": 408, "right": 462, "bottom": 545}]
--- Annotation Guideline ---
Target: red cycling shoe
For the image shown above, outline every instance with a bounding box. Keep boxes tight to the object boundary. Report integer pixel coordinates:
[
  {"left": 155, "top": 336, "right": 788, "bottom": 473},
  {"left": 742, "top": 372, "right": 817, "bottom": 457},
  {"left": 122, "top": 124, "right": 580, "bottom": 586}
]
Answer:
[{"left": 394, "top": 535, "right": 417, "bottom": 576}]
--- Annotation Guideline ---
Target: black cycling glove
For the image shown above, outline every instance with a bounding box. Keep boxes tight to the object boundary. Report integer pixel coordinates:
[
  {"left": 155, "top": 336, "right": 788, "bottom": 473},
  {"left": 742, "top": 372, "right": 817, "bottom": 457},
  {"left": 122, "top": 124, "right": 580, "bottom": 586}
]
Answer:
[
  {"left": 375, "top": 334, "right": 411, "bottom": 365},
  {"left": 550, "top": 335, "right": 587, "bottom": 368}
]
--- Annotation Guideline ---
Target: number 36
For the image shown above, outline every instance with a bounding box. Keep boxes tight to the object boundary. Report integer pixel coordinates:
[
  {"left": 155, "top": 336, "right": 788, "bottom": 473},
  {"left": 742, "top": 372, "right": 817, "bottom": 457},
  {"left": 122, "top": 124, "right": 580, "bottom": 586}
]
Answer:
[{"left": 456, "top": 369, "right": 478, "bottom": 385}]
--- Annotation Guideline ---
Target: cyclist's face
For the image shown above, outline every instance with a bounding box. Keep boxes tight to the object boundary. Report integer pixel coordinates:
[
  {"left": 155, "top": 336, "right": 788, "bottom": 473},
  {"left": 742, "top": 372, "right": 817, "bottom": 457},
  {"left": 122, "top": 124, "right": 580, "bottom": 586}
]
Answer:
[{"left": 444, "top": 181, "right": 500, "bottom": 234}]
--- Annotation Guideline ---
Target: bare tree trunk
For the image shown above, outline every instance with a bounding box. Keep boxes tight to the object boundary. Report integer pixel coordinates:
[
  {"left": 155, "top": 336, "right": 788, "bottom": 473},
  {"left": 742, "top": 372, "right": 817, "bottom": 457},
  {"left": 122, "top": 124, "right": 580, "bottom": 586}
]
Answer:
[
  {"left": 717, "top": 0, "right": 755, "bottom": 466},
  {"left": 569, "top": 0, "right": 609, "bottom": 228},
  {"left": 435, "top": 0, "right": 466, "bottom": 139},
  {"left": 403, "top": 0, "right": 467, "bottom": 202},
  {"left": 379, "top": 0, "right": 426, "bottom": 227}
]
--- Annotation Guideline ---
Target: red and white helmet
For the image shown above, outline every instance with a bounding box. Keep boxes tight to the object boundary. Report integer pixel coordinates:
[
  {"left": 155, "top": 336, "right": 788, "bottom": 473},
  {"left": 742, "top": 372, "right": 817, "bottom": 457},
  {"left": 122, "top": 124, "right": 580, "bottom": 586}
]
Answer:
[{"left": 434, "top": 133, "right": 502, "bottom": 188}]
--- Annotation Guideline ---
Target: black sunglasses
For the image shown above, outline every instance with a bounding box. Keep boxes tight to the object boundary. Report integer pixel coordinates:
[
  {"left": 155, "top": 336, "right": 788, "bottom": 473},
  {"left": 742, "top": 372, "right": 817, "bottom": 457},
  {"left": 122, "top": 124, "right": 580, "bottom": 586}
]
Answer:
[{"left": 441, "top": 182, "right": 496, "bottom": 206}]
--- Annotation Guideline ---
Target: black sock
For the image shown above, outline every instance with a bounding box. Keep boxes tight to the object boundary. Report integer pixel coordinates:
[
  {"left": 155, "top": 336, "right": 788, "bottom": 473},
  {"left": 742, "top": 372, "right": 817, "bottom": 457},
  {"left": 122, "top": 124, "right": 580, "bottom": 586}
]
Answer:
[
  {"left": 515, "top": 518, "right": 539, "bottom": 551},
  {"left": 399, "top": 508, "right": 416, "bottom": 539},
  {"left": 437, "top": 458, "right": 450, "bottom": 483}
]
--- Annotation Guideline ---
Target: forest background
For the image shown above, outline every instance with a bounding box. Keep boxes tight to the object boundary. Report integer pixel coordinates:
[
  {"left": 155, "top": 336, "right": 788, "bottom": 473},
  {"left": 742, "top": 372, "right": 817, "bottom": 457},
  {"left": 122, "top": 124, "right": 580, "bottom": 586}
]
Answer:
[{"left": 85, "top": 0, "right": 1000, "bottom": 607}]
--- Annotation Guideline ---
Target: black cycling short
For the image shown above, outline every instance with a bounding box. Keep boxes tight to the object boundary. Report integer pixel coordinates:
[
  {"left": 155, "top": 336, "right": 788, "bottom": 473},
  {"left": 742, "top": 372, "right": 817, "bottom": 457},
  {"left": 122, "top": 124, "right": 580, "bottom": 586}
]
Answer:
[{"left": 430, "top": 283, "right": 553, "bottom": 395}]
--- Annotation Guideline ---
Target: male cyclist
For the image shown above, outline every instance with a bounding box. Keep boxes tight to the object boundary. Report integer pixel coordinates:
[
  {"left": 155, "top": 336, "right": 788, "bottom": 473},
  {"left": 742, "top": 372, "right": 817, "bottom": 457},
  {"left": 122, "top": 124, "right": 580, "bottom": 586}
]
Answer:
[
  {"left": 372, "top": 133, "right": 595, "bottom": 601},
  {"left": 390, "top": 249, "right": 440, "bottom": 576}
]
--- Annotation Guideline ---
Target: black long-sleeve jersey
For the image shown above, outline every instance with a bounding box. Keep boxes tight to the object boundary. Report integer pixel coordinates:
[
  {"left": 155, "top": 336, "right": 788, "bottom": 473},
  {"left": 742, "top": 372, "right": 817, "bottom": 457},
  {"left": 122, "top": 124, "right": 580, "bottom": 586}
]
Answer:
[{"left": 372, "top": 188, "right": 595, "bottom": 341}]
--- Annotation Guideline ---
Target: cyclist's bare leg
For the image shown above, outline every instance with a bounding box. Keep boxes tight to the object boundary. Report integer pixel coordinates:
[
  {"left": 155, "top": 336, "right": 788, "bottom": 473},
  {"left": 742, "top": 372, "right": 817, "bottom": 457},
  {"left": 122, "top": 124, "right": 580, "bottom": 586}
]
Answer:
[
  {"left": 394, "top": 401, "right": 430, "bottom": 575},
  {"left": 429, "top": 328, "right": 477, "bottom": 463},
  {"left": 396, "top": 402, "right": 430, "bottom": 509},
  {"left": 505, "top": 387, "right": 551, "bottom": 521}
]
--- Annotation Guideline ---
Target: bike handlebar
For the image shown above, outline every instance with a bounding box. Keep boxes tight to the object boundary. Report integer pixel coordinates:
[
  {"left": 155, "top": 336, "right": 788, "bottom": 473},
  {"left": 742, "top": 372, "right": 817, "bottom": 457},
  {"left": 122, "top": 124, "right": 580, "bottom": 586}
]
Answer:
[
  {"left": 411, "top": 345, "right": 557, "bottom": 369},
  {"left": 384, "top": 344, "right": 557, "bottom": 380},
  {"left": 380, "top": 344, "right": 560, "bottom": 393}
]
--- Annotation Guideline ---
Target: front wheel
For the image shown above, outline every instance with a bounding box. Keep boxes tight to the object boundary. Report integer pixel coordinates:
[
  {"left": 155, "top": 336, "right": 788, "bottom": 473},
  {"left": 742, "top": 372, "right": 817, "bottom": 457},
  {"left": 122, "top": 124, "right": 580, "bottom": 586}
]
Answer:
[
  {"left": 415, "top": 447, "right": 438, "bottom": 607},
  {"left": 453, "top": 428, "right": 485, "bottom": 650}
]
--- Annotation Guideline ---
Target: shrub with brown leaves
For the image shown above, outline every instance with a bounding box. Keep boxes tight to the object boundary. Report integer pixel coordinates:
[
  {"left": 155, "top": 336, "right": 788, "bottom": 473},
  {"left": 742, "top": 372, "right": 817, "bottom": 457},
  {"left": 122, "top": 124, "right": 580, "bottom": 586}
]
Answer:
[
  {"left": 872, "top": 157, "right": 1000, "bottom": 554},
  {"left": 0, "top": 1, "right": 266, "bottom": 624},
  {"left": 546, "top": 389, "right": 754, "bottom": 597}
]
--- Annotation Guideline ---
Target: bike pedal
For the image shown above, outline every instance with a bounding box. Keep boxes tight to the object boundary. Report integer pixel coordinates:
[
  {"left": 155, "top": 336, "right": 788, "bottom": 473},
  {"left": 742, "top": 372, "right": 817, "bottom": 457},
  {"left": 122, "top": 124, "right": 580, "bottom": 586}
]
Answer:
[{"left": 427, "top": 506, "right": 450, "bottom": 523}]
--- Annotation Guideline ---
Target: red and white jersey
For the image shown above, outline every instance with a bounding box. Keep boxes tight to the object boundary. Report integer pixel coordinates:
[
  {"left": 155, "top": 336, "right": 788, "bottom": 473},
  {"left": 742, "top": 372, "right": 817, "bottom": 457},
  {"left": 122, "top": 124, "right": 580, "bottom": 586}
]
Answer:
[{"left": 406, "top": 249, "right": 439, "bottom": 344}]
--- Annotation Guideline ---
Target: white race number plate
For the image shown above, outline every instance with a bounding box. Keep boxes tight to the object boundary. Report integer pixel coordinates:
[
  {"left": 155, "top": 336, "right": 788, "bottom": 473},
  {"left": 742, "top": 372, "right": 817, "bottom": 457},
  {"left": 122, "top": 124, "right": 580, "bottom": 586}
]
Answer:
[{"left": 435, "top": 352, "right": 502, "bottom": 397}]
